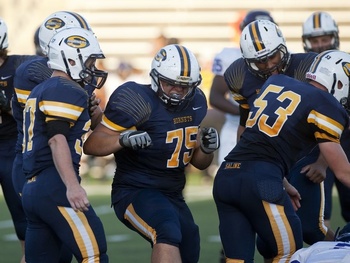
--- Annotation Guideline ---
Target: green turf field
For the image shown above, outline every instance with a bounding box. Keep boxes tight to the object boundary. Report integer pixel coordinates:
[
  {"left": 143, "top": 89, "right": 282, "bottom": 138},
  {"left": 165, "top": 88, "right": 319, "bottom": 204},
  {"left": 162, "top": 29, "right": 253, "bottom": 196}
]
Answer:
[{"left": 0, "top": 174, "right": 346, "bottom": 263}]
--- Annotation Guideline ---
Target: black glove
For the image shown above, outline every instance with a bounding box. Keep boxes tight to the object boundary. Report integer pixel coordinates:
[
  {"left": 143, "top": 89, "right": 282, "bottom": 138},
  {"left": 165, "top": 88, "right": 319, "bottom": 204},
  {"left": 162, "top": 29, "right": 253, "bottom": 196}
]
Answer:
[
  {"left": 200, "top": 127, "right": 220, "bottom": 154},
  {"left": 0, "top": 91, "right": 10, "bottom": 112},
  {"left": 119, "top": 130, "right": 152, "bottom": 150}
]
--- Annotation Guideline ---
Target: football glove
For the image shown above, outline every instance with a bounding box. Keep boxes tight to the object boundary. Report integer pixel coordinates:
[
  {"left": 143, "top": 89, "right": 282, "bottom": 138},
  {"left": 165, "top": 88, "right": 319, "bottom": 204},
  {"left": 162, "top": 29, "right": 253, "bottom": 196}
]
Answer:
[
  {"left": 119, "top": 130, "right": 152, "bottom": 150},
  {"left": 0, "top": 91, "right": 10, "bottom": 112},
  {"left": 200, "top": 127, "right": 220, "bottom": 154}
]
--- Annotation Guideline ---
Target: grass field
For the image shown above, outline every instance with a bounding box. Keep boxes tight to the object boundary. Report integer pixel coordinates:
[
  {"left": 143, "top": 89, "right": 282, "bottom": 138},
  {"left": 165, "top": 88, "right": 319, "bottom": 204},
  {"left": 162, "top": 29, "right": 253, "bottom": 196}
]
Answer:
[{"left": 0, "top": 173, "right": 346, "bottom": 263}]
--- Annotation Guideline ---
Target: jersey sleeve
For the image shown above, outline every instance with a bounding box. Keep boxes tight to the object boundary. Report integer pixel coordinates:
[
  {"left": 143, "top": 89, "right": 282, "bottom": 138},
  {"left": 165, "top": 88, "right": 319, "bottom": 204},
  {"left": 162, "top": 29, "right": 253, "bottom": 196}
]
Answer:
[
  {"left": 101, "top": 82, "right": 153, "bottom": 132},
  {"left": 307, "top": 94, "right": 349, "bottom": 144},
  {"left": 40, "top": 79, "right": 88, "bottom": 125}
]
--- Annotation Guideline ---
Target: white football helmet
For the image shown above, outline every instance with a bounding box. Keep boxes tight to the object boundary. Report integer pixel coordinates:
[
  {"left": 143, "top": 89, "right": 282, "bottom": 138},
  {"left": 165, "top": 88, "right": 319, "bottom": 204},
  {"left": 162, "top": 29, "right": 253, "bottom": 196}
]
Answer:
[
  {"left": 39, "top": 11, "right": 92, "bottom": 56},
  {"left": 240, "top": 20, "right": 290, "bottom": 79},
  {"left": 47, "top": 27, "right": 107, "bottom": 89},
  {"left": 302, "top": 12, "right": 339, "bottom": 53},
  {"left": 0, "top": 18, "right": 8, "bottom": 50},
  {"left": 150, "top": 44, "right": 202, "bottom": 109},
  {"left": 306, "top": 50, "right": 350, "bottom": 111}
]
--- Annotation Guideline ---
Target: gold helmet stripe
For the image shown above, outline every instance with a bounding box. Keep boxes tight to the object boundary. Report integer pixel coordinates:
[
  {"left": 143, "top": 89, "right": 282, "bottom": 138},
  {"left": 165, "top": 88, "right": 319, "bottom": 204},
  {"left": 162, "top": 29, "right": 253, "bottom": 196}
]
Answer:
[
  {"left": 248, "top": 21, "right": 265, "bottom": 52},
  {"left": 308, "top": 50, "right": 334, "bottom": 73},
  {"left": 66, "top": 11, "right": 90, "bottom": 30},
  {"left": 313, "top": 12, "right": 321, "bottom": 29},
  {"left": 175, "top": 45, "right": 190, "bottom": 77}
]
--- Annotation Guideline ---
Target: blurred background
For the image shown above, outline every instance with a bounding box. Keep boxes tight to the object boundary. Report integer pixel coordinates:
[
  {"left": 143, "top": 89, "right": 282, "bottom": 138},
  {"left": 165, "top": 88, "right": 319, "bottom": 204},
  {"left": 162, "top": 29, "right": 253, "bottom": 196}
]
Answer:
[{"left": 2, "top": 0, "right": 350, "bottom": 88}]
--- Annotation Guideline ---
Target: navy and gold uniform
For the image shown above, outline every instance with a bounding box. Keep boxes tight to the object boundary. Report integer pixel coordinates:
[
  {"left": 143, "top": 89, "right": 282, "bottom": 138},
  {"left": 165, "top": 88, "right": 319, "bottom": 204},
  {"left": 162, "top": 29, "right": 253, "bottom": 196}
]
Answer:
[
  {"left": 224, "top": 52, "right": 332, "bottom": 245},
  {"left": 224, "top": 52, "right": 317, "bottom": 127},
  {"left": 213, "top": 74, "right": 349, "bottom": 262},
  {"left": 0, "top": 54, "right": 36, "bottom": 242},
  {"left": 21, "top": 76, "right": 108, "bottom": 262},
  {"left": 12, "top": 57, "right": 52, "bottom": 195},
  {"left": 103, "top": 81, "right": 207, "bottom": 262}
]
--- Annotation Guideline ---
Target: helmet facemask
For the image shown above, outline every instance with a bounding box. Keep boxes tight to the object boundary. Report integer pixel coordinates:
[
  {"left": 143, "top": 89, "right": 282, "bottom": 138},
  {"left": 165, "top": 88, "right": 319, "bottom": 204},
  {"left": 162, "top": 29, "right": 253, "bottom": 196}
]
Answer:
[
  {"left": 303, "top": 33, "right": 339, "bottom": 53},
  {"left": 245, "top": 44, "right": 290, "bottom": 79},
  {"left": 79, "top": 55, "right": 108, "bottom": 89},
  {"left": 150, "top": 68, "right": 200, "bottom": 110}
]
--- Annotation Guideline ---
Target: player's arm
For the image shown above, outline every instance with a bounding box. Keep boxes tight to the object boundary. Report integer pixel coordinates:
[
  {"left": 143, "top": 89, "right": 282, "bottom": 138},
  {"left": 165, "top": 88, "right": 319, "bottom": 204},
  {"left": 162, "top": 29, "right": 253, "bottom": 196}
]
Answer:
[
  {"left": 237, "top": 106, "right": 249, "bottom": 142},
  {"left": 47, "top": 121, "right": 90, "bottom": 212},
  {"left": 84, "top": 122, "right": 152, "bottom": 156},
  {"left": 84, "top": 123, "right": 123, "bottom": 156},
  {"left": 88, "top": 93, "right": 103, "bottom": 130},
  {"left": 319, "top": 141, "right": 350, "bottom": 188},
  {"left": 209, "top": 75, "right": 239, "bottom": 115}
]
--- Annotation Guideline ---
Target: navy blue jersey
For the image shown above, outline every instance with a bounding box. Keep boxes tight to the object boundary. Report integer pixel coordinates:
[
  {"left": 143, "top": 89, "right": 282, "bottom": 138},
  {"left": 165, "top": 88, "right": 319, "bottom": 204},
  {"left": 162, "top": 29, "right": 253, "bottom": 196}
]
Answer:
[
  {"left": 224, "top": 52, "right": 317, "bottom": 126},
  {"left": 102, "top": 81, "right": 207, "bottom": 194},
  {"left": 225, "top": 74, "right": 349, "bottom": 174},
  {"left": 0, "top": 54, "right": 37, "bottom": 139},
  {"left": 12, "top": 57, "right": 52, "bottom": 153},
  {"left": 22, "top": 76, "right": 90, "bottom": 178}
]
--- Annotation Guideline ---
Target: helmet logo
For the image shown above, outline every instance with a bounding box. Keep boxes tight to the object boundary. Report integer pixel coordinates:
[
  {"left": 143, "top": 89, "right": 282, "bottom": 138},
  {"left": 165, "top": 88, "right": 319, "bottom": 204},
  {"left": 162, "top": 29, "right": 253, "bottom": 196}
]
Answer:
[
  {"left": 155, "top": 49, "right": 167, "bottom": 62},
  {"left": 65, "top": 35, "right": 90, "bottom": 48},
  {"left": 45, "top": 18, "right": 66, "bottom": 30}
]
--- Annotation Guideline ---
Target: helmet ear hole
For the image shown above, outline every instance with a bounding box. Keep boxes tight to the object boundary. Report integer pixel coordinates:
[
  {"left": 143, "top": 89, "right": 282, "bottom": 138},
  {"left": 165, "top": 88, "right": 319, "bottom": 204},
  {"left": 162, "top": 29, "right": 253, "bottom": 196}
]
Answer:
[{"left": 68, "top": 59, "right": 76, "bottom": 66}]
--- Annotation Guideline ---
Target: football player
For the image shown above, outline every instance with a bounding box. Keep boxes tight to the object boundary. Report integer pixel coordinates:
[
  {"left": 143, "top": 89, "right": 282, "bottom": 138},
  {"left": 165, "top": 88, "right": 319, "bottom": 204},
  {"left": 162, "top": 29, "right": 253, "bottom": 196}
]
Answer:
[
  {"left": 223, "top": 19, "right": 332, "bottom": 260},
  {"left": 0, "top": 17, "right": 38, "bottom": 263},
  {"left": 301, "top": 11, "right": 350, "bottom": 230},
  {"left": 209, "top": 10, "right": 277, "bottom": 262},
  {"left": 215, "top": 50, "right": 350, "bottom": 262},
  {"left": 21, "top": 27, "right": 108, "bottom": 262},
  {"left": 11, "top": 11, "right": 103, "bottom": 263},
  {"left": 83, "top": 44, "right": 220, "bottom": 263}
]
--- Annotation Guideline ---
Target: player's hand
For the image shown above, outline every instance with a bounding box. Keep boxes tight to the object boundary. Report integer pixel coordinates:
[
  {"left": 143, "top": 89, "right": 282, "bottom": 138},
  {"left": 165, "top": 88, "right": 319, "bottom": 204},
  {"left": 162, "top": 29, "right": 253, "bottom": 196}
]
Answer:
[
  {"left": 89, "top": 93, "right": 102, "bottom": 117},
  {"left": 301, "top": 161, "right": 327, "bottom": 184},
  {"left": 200, "top": 127, "right": 220, "bottom": 154},
  {"left": 0, "top": 91, "right": 11, "bottom": 112},
  {"left": 66, "top": 185, "right": 90, "bottom": 212},
  {"left": 284, "top": 181, "right": 301, "bottom": 211},
  {"left": 119, "top": 130, "right": 152, "bottom": 150}
]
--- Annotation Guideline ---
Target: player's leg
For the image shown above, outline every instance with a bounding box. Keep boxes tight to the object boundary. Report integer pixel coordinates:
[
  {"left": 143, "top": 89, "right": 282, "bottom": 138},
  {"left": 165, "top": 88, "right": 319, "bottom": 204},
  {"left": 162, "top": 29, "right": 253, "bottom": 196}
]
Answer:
[
  {"left": 323, "top": 168, "right": 335, "bottom": 228},
  {"left": 114, "top": 188, "right": 183, "bottom": 263},
  {"left": 175, "top": 200, "right": 200, "bottom": 263},
  {"left": 335, "top": 177, "right": 350, "bottom": 222},
  {"left": 0, "top": 139, "right": 27, "bottom": 261},
  {"left": 22, "top": 168, "right": 108, "bottom": 263},
  {"left": 213, "top": 161, "right": 257, "bottom": 262},
  {"left": 213, "top": 161, "right": 303, "bottom": 262},
  {"left": 288, "top": 153, "right": 333, "bottom": 244}
]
